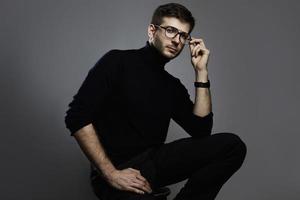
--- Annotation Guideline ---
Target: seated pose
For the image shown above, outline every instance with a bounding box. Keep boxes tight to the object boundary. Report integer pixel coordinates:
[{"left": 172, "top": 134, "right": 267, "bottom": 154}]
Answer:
[{"left": 65, "top": 3, "right": 247, "bottom": 200}]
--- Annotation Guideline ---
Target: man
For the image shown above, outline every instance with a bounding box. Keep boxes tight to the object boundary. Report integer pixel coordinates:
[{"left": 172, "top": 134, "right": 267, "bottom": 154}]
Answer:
[{"left": 64, "top": 3, "right": 247, "bottom": 200}]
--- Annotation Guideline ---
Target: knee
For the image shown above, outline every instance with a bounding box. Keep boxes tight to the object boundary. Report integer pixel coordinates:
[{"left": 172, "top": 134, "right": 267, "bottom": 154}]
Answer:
[{"left": 217, "top": 132, "right": 247, "bottom": 163}]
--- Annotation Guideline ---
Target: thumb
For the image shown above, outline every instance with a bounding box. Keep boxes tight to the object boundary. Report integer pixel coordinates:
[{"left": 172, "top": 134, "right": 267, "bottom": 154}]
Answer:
[{"left": 188, "top": 42, "right": 194, "bottom": 53}]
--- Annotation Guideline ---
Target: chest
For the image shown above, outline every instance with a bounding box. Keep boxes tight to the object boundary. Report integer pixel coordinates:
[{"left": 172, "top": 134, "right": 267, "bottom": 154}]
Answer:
[{"left": 118, "top": 65, "right": 174, "bottom": 116}]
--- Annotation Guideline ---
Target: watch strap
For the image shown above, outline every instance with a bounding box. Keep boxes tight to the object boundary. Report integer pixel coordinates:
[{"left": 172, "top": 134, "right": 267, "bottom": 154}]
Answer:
[{"left": 194, "top": 80, "right": 210, "bottom": 88}]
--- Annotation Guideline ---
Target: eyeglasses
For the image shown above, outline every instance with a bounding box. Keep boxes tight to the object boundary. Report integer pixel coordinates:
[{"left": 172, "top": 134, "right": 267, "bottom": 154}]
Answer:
[{"left": 153, "top": 24, "right": 192, "bottom": 44}]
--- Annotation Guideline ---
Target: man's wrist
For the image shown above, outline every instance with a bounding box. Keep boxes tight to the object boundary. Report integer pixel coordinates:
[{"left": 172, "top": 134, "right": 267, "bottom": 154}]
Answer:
[
  {"left": 99, "top": 162, "right": 117, "bottom": 179},
  {"left": 195, "top": 69, "right": 209, "bottom": 82},
  {"left": 104, "top": 168, "right": 118, "bottom": 181}
]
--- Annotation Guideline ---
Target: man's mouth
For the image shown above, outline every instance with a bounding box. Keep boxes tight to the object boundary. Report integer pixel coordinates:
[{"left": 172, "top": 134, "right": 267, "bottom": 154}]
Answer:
[{"left": 167, "top": 46, "right": 177, "bottom": 52}]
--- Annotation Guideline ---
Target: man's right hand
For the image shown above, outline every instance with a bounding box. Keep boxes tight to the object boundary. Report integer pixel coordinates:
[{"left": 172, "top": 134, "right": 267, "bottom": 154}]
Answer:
[{"left": 106, "top": 168, "right": 153, "bottom": 194}]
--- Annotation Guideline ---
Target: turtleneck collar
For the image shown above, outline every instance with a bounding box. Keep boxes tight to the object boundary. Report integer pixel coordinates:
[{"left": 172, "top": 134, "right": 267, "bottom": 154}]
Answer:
[{"left": 139, "top": 41, "right": 171, "bottom": 70}]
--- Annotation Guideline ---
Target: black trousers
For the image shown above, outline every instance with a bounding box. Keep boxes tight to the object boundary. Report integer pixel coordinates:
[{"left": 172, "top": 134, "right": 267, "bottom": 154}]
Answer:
[{"left": 90, "top": 132, "right": 247, "bottom": 200}]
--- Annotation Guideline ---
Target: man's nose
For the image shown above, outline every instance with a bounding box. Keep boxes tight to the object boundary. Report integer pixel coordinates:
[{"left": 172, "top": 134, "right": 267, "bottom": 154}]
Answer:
[{"left": 172, "top": 34, "right": 181, "bottom": 44}]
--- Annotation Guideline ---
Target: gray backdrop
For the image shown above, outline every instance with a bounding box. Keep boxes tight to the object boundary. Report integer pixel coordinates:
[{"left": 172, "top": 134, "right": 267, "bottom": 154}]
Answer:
[{"left": 1, "top": 0, "right": 299, "bottom": 199}]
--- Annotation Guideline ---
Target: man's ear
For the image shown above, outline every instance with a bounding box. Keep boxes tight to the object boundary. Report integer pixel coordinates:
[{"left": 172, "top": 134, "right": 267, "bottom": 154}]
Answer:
[{"left": 147, "top": 24, "right": 156, "bottom": 41}]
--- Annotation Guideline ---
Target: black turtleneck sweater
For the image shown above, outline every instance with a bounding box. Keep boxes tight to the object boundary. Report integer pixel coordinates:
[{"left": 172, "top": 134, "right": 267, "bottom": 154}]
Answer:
[{"left": 65, "top": 41, "right": 213, "bottom": 165}]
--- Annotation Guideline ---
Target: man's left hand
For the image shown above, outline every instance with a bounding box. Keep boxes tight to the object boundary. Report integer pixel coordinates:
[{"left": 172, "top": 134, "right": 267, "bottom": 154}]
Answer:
[{"left": 189, "top": 38, "right": 210, "bottom": 72}]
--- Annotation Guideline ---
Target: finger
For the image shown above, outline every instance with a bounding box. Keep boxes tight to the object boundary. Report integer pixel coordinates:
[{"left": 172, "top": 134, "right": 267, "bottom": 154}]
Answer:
[
  {"left": 195, "top": 47, "right": 203, "bottom": 57},
  {"left": 190, "top": 38, "right": 206, "bottom": 49},
  {"left": 127, "top": 172, "right": 148, "bottom": 185},
  {"left": 129, "top": 178, "right": 151, "bottom": 193},
  {"left": 192, "top": 45, "right": 202, "bottom": 57},
  {"left": 136, "top": 175, "right": 152, "bottom": 190},
  {"left": 130, "top": 181, "right": 145, "bottom": 190},
  {"left": 134, "top": 175, "right": 152, "bottom": 191},
  {"left": 189, "top": 42, "right": 194, "bottom": 52},
  {"left": 190, "top": 38, "right": 204, "bottom": 43},
  {"left": 131, "top": 181, "right": 152, "bottom": 193},
  {"left": 201, "top": 48, "right": 210, "bottom": 56},
  {"left": 190, "top": 43, "right": 198, "bottom": 56},
  {"left": 193, "top": 41, "right": 206, "bottom": 50},
  {"left": 192, "top": 46, "right": 199, "bottom": 57},
  {"left": 139, "top": 179, "right": 152, "bottom": 192},
  {"left": 128, "top": 168, "right": 152, "bottom": 191},
  {"left": 127, "top": 172, "right": 146, "bottom": 184},
  {"left": 189, "top": 39, "right": 201, "bottom": 47},
  {"left": 127, "top": 186, "right": 145, "bottom": 194},
  {"left": 129, "top": 168, "right": 141, "bottom": 174},
  {"left": 131, "top": 177, "right": 146, "bottom": 186},
  {"left": 200, "top": 41, "right": 206, "bottom": 49},
  {"left": 135, "top": 174, "right": 147, "bottom": 182},
  {"left": 189, "top": 37, "right": 199, "bottom": 51}
]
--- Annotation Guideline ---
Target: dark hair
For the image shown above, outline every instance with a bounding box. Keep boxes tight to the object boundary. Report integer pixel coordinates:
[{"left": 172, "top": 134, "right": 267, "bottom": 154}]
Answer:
[{"left": 151, "top": 3, "right": 195, "bottom": 33}]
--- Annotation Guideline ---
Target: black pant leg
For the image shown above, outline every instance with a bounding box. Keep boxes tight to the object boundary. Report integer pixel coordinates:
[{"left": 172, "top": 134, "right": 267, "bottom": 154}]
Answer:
[{"left": 151, "top": 132, "right": 247, "bottom": 200}]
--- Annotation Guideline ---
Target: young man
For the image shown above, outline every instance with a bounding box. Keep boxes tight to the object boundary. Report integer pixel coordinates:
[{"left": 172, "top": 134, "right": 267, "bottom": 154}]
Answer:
[{"left": 65, "top": 3, "right": 247, "bottom": 200}]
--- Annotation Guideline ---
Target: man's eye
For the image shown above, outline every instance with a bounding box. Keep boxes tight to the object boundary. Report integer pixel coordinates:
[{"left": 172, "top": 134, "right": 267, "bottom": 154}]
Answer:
[
  {"left": 166, "top": 27, "right": 177, "bottom": 33},
  {"left": 181, "top": 34, "right": 188, "bottom": 39}
]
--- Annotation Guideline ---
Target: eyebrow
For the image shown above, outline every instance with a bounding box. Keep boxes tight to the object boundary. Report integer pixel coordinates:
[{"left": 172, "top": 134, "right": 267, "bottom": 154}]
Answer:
[{"left": 162, "top": 25, "right": 189, "bottom": 34}]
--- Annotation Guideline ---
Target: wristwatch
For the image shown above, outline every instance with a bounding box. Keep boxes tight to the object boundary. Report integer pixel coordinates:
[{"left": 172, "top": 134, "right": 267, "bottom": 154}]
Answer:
[{"left": 194, "top": 80, "right": 210, "bottom": 88}]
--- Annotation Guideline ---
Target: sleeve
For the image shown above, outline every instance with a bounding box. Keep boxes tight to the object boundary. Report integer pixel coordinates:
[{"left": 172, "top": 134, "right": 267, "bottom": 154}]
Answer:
[
  {"left": 64, "top": 50, "right": 121, "bottom": 136},
  {"left": 171, "top": 78, "right": 214, "bottom": 138}
]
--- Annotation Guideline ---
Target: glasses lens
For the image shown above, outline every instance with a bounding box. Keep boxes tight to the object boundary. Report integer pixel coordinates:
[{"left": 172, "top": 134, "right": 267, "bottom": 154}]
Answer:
[
  {"left": 165, "top": 27, "right": 177, "bottom": 38},
  {"left": 180, "top": 33, "right": 191, "bottom": 44},
  {"left": 162, "top": 25, "right": 191, "bottom": 44}
]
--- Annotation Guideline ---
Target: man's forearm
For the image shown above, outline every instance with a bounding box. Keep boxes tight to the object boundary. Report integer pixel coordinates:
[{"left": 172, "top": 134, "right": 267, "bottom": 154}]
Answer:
[
  {"left": 73, "top": 123, "right": 116, "bottom": 180},
  {"left": 193, "top": 70, "right": 212, "bottom": 117}
]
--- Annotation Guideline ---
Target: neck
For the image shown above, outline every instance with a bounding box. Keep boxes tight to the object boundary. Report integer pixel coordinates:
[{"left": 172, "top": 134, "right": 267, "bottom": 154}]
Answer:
[{"left": 139, "top": 41, "right": 171, "bottom": 70}]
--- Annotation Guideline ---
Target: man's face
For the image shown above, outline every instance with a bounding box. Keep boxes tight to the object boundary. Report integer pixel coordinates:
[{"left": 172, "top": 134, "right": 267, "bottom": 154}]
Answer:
[{"left": 148, "top": 17, "right": 191, "bottom": 59}]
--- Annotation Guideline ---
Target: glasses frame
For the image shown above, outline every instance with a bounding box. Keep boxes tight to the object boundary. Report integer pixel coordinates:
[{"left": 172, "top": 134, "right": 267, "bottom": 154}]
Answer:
[{"left": 153, "top": 24, "right": 192, "bottom": 44}]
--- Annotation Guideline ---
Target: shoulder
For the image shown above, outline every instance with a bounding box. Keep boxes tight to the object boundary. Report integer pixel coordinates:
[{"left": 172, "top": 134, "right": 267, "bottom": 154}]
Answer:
[
  {"left": 103, "top": 46, "right": 140, "bottom": 57},
  {"left": 95, "top": 48, "right": 138, "bottom": 65},
  {"left": 91, "top": 49, "right": 125, "bottom": 72},
  {"left": 89, "top": 48, "right": 140, "bottom": 77},
  {"left": 96, "top": 49, "right": 124, "bottom": 63}
]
